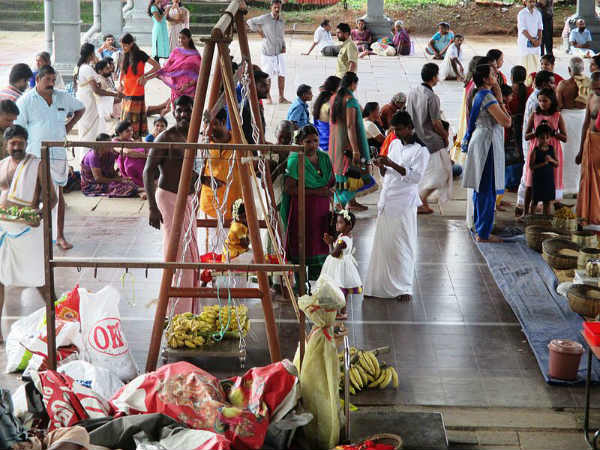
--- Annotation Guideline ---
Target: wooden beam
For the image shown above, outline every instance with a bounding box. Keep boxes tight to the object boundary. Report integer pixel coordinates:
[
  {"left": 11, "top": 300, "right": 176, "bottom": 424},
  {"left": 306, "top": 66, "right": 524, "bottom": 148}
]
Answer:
[
  {"left": 145, "top": 39, "right": 216, "bottom": 373},
  {"left": 197, "top": 218, "right": 267, "bottom": 228},
  {"left": 41, "top": 141, "right": 302, "bottom": 153},
  {"left": 211, "top": 0, "right": 243, "bottom": 39},
  {"left": 168, "top": 287, "right": 263, "bottom": 298}
]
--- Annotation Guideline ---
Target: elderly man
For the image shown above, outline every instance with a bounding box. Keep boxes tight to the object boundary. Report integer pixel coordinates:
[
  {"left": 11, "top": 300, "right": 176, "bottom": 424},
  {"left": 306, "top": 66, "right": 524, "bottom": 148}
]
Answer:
[
  {"left": 518, "top": 0, "right": 544, "bottom": 74},
  {"left": 379, "top": 92, "right": 407, "bottom": 130},
  {"left": 406, "top": 63, "right": 451, "bottom": 214},
  {"left": 247, "top": 0, "right": 289, "bottom": 104},
  {"left": 335, "top": 23, "right": 358, "bottom": 79},
  {"left": 16, "top": 65, "right": 85, "bottom": 250},
  {"left": 303, "top": 19, "right": 339, "bottom": 57},
  {"left": 569, "top": 19, "right": 593, "bottom": 57},
  {"left": 0, "top": 64, "right": 33, "bottom": 103},
  {"left": 576, "top": 72, "right": 600, "bottom": 227},
  {"left": 0, "top": 125, "right": 57, "bottom": 342},
  {"left": 558, "top": 57, "right": 590, "bottom": 195}
]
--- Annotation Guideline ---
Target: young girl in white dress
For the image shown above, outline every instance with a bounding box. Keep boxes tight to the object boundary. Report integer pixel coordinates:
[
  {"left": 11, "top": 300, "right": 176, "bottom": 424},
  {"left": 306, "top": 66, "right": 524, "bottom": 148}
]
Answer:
[{"left": 322, "top": 209, "right": 362, "bottom": 320}]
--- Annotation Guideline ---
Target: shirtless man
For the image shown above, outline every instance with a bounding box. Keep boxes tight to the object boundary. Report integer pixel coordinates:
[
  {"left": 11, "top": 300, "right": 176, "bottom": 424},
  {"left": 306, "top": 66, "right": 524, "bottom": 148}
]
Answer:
[
  {"left": 0, "top": 125, "right": 57, "bottom": 342},
  {"left": 557, "top": 57, "right": 589, "bottom": 110},
  {"left": 558, "top": 57, "right": 590, "bottom": 195},
  {"left": 575, "top": 72, "right": 600, "bottom": 225},
  {"left": 143, "top": 95, "right": 218, "bottom": 312}
]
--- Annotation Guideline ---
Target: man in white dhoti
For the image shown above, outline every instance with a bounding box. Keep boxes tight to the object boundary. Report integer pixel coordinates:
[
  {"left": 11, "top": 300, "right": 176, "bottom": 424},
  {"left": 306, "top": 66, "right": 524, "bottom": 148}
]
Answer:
[
  {"left": 0, "top": 125, "right": 57, "bottom": 342},
  {"left": 247, "top": 0, "right": 290, "bottom": 104},
  {"left": 557, "top": 57, "right": 589, "bottom": 196},
  {"left": 93, "top": 59, "right": 121, "bottom": 135},
  {"left": 364, "top": 111, "right": 430, "bottom": 302},
  {"left": 16, "top": 65, "right": 84, "bottom": 250},
  {"left": 517, "top": 0, "right": 544, "bottom": 75}
]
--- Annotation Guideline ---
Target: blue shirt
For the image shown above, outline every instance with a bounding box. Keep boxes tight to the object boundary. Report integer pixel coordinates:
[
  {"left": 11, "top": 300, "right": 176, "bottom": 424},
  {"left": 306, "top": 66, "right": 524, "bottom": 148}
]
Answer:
[
  {"left": 286, "top": 97, "right": 310, "bottom": 128},
  {"left": 569, "top": 28, "right": 592, "bottom": 45},
  {"left": 15, "top": 88, "right": 84, "bottom": 184},
  {"left": 144, "top": 134, "right": 155, "bottom": 142},
  {"left": 431, "top": 31, "right": 454, "bottom": 53}
]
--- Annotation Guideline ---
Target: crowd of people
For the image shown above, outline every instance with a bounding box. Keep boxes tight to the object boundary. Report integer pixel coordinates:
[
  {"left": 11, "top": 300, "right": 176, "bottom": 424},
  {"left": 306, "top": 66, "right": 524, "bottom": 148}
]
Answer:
[{"left": 0, "top": 0, "right": 600, "bottom": 341}]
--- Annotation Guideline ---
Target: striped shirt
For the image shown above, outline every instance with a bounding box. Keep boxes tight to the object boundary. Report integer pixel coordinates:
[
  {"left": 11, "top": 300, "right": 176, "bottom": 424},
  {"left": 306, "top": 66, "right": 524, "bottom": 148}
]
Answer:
[{"left": 0, "top": 85, "right": 23, "bottom": 102}]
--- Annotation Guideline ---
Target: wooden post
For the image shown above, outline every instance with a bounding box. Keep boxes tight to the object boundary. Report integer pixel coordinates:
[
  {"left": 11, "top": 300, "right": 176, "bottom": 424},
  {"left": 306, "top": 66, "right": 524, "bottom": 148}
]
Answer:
[
  {"left": 145, "top": 40, "right": 216, "bottom": 372},
  {"left": 297, "top": 151, "right": 306, "bottom": 363},
  {"left": 206, "top": 54, "right": 223, "bottom": 116},
  {"left": 235, "top": 11, "right": 264, "bottom": 143},
  {"left": 218, "top": 40, "right": 281, "bottom": 362},
  {"left": 41, "top": 145, "right": 57, "bottom": 370}
]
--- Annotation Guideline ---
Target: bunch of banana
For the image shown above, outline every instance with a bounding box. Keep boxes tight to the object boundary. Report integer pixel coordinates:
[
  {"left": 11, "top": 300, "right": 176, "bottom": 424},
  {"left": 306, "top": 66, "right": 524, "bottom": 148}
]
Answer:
[
  {"left": 339, "top": 347, "right": 399, "bottom": 394},
  {"left": 166, "top": 312, "right": 209, "bottom": 349},
  {"left": 215, "top": 305, "right": 249, "bottom": 334}
]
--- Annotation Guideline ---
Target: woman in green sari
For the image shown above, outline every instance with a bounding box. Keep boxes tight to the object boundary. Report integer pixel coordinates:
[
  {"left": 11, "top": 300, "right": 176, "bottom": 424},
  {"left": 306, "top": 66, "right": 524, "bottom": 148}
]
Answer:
[
  {"left": 281, "top": 125, "right": 334, "bottom": 280},
  {"left": 329, "top": 72, "right": 372, "bottom": 211}
]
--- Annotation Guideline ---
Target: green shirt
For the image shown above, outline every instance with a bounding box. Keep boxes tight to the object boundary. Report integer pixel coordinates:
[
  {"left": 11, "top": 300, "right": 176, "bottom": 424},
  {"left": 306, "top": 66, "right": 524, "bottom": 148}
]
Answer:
[{"left": 336, "top": 39, "right": 358, "bottom": 79}]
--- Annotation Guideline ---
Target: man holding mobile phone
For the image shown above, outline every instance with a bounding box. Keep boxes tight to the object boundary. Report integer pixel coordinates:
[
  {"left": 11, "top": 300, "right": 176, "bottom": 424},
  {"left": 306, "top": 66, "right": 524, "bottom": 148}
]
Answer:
[{"left": 518, "top": 0, "right": 544, "bottom": 74}]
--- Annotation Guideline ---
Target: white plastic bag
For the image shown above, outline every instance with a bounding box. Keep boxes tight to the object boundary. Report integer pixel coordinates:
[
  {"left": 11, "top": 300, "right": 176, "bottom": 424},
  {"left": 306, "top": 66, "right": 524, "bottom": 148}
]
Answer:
[
  {"left": 79, "top": 286, "right": 138, "bottom": 382},
  {"left": 5, "top": 308, "right": 45, "bottom": 373},
  {"left": 58, "top": 360, "right": 124, "bottom": 400}
]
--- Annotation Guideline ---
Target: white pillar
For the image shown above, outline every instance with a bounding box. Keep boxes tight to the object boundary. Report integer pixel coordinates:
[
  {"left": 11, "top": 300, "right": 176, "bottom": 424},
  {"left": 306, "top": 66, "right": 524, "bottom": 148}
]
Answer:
[
  {"left": 100, "top": 0, "right": 124, "bottom": 41},
  {"left": 362, "top": 0, "right": 393, "bottom": 41},
  {"left": 123, "top": 0, "right": 153, "bottom": 46},
  {"left": 53, "top": 0, "right": 81, "bottom": 82},
  {"left": 44, "top": 0, "right": 53, "bottom": 55}
]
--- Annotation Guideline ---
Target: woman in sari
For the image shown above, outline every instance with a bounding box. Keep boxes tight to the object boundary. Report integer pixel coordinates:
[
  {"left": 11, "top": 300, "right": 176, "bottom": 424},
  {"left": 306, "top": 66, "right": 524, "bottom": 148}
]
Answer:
[
  {"left": 113, "top": 120, "right": 147, "bottom": 188},
  {"left": 329, "top": 72, "right": 372, "bottom": 211},
  {"left": 75, "top": 43, "right": 121, "bottom": 160},
  {"left": 281, "top": 125, "right": 334, "bottom": 281},
  {"left": 80, "top": 133, "right": 138, "bottom": 197},
  {"left": 312, "top": 75, "right": 340, "bottom": 152},
  {"left": 119, "top": 33, "right": 160, "bottom": 138},
  {"left": 462, "top": 63, "right": 512, "bottom": 242},
  {"left": 166, "top": 0, "right": 190, "bottom": 52},
  {"left": 154, "top": 28, "right": 201, "bottom": 109}
]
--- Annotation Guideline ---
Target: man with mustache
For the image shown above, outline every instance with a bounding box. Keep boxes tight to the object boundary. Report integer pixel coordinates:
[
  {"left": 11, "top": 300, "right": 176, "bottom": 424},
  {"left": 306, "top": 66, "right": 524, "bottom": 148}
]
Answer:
[
  {"left": 0, "top": 125, "right": 57, "bottom": 342},
  {"left": 144, "top": 95, "right": 219, "bottom": 313},
  {"left": 15, "top": 65, "right": 85, "bottom": 250}
]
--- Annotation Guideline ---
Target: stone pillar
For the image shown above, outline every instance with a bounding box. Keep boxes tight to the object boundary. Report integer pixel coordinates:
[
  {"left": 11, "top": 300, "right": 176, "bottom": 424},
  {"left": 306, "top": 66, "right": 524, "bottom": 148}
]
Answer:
[
  {"left": 361, "top": 0, "right": 393, "bottom": 41},
  {"left": 52, "top": 0, "right": 81, "bottom": 82},
  {"left": 44, "top": 0, "right": 53, "bottom": 55},
  {"left": 123, "top": 0, "right": 153, "bottom": 46},
  {"left": 100, "top": 0, "right": 124, "bottom": 41}
]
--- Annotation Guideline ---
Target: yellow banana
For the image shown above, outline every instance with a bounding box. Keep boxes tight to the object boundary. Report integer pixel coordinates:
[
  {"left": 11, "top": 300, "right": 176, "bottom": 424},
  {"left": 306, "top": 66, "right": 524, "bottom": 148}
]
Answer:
[
  {"left": 389, "top": 366, "right": 399, "bottom": 388},
  {"left": 379, "top": 368, "right": 393, "bottom": 389},
  {"left": 355, "top": 365, "right": 369, "bottom": 386},
  {"left": 367, "top": 352, "right": 380, "bottom": 377},
  {"left": 358, "top": 352, "right": 372, "bottom": 375},
  {"left": 349, "top": 385, "right": 356, "bottom": 395},
  {"left": 350, "top": 368, "right": 362, "bottom": 390},
  {"left": 184, "top": 339, "right": 196, "bottom": 349},
  {"left": 369, "top": 369, "right": 388, "bottom": 388}
]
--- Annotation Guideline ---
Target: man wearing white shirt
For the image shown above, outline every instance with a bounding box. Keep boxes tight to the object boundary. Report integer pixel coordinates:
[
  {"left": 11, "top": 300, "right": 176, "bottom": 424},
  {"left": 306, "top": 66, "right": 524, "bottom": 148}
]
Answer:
[
  {"left": 517, "top": 0, "right": 544, "bottom": 74},
  {"left": 16, "top": 65, "right": 85, "bottom": 250},
  {"left": 364, "top": 111, "right": 430, "bottom": 302},
  {"left": 303, "top": 19, "right": 340, "bottom": 57}
]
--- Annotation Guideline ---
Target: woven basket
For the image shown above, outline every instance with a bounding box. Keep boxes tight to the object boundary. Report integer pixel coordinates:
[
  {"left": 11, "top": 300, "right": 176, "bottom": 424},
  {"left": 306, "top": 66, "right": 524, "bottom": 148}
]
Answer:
[
  {"left": 526, "top": 225, "right": 561, "bottom": 252},
  {"left": 578, "top": 248, "right": 600, "bottom": 270},
  {"left": 568, "top": 284, "right": 600, "bottom": 317},
  {"left": 542, "top": 238, "right": 579, "bottom": 269},
  {"left": 552, "top": 216, "right": 578, "bottom": 232},
  {"left": 524, "top": 215, "right": 553, "bottom": 228},
  {"left": 361, "top": 433, "right": 403, "bottom": 450},
  {"left": 571, "top": 231, "right": 598, "bottom": 249}
]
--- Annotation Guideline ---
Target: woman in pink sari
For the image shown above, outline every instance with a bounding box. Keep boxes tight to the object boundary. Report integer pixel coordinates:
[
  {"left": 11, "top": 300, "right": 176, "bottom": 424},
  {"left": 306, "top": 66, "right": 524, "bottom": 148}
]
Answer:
[
  {"left": 154, "top": 28, "right": 201, "bottom": 108},
  {"left": 113, "top": 120, "right": 147, "bottom": 189}
]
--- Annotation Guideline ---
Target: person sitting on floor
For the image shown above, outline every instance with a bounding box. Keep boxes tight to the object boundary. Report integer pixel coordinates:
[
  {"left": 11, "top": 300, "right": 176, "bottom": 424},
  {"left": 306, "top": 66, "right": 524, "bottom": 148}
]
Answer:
[
  {"left": 286, "top": 84, "right": 313, "bottom": 129},
  {"left": 0, "top": 125, "right": 57, "bottom": 342},
  {"left": 362, "top": 102, "right": 385, "bottom": 155},
  {"left": 113, "top": 120, "right": 147, "bottom": 188},
  {"left": 425, "top": 22, "right": 454, "bottom": 60},
  {"left": 351, "top": 19, "right": 375, "bottom": 58},
  {"left": 393, "top": 20, "right": 411, "bottom": 56},
  {"left": 80, "top": 133, "right": 138, "bottom": 197},
  {"left": 439, "top": 34, "right": 465, "bottom": 81},
  {"left": 569, "top": 18, "right": 594, "bottom": 58},
  {"left": 303, "top": 19, "right": 340, "bottom": 57},
  {"left": 145, "top": 116, "right": 168, "bottom": 142}
]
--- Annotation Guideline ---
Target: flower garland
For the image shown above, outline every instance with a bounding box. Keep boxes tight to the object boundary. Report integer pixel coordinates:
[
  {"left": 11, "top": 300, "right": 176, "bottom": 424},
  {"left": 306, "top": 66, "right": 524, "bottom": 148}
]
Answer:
[{"left": 232, "top": 198, "right": 244, "bottom": 222}]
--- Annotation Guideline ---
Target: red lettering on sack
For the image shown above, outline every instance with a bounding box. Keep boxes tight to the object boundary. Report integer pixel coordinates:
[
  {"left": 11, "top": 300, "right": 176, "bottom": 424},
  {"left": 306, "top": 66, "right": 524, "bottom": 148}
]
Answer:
[{"left": 88, "top": 317, "right": 128, "bottom": 356}]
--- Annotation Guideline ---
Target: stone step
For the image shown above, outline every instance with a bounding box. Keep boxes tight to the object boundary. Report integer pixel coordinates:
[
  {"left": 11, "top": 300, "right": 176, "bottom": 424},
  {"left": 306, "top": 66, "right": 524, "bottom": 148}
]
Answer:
[{"left": 0, "top": 19, "right": 91, "bottom": 31}]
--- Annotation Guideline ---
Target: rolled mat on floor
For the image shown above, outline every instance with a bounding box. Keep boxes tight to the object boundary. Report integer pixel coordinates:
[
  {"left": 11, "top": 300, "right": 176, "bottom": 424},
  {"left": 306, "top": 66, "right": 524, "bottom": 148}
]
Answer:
[{"left": 474, "top": 234, "right": 600, "bottom": 385}]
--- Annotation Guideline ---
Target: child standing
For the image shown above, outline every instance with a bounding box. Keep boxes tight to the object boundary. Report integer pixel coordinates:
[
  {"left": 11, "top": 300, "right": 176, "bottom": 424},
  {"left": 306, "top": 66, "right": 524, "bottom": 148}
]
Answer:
[
  {"left": 523, "top": 88, "right": 567, "bottom": 215},
  {"left": 529, "top": 124, "right": 558, "bottom": 215},
  {"left": 322, "top": 210, "right": 362, "bottom": 320}
]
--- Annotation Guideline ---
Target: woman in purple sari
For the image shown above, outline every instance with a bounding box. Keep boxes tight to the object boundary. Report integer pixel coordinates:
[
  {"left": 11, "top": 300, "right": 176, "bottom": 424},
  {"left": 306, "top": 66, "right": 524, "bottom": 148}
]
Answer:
[
  {"left": 154, "top": 28, "right": 201, "bottom": 108},
  {"left": 113, "top": 120, "right": 147, "bottom": 188},
  {"left": 80, "top": 133, "right": 138, "bottom": 197}
]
